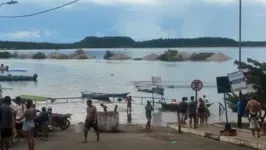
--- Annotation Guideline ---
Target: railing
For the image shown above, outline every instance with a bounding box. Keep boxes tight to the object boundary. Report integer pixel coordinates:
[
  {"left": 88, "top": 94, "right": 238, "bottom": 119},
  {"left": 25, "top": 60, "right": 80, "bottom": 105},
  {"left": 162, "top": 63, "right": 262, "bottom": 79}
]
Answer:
[{"left": 34, "top": 95, "right": 173, "bottom": 106}]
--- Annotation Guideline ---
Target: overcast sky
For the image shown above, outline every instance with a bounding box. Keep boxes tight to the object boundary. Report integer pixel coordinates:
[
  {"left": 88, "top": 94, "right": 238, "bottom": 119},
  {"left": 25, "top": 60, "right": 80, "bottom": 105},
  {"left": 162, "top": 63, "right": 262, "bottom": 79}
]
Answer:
[{"left": 0, "top": 0, "right": 266, "bottom": 42}]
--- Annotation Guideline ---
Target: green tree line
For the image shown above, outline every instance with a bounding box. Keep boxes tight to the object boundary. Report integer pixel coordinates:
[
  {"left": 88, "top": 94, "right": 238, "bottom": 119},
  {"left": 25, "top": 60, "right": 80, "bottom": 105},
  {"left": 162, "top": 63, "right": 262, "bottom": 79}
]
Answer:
[{"left": 1, "top": 36, "right": 266, "bottom": 49}]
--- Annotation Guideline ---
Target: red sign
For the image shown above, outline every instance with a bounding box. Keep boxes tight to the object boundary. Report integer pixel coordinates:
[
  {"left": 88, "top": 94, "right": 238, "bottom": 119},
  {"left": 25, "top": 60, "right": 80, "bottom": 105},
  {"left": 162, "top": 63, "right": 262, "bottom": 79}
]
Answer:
[{"left": 191, "top": 80, "right": 203, "bottom": 91}]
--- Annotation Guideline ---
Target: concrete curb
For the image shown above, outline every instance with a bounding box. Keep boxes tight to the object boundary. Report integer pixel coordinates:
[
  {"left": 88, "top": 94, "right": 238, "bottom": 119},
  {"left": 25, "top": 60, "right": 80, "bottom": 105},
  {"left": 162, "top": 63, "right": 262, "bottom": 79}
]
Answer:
[
  {"left": 167, "top": 124, "right": 266, "bottom": 150},
  {"left": 212, "top": 123, "right": 251, "bottom": 133}
]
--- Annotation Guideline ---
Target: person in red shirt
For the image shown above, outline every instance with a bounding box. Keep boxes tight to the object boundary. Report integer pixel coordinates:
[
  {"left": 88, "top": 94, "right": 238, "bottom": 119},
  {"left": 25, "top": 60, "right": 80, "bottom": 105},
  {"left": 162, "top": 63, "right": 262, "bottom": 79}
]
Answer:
[{"left": 125, "top": 96, "right": 134, "bottom": 115}]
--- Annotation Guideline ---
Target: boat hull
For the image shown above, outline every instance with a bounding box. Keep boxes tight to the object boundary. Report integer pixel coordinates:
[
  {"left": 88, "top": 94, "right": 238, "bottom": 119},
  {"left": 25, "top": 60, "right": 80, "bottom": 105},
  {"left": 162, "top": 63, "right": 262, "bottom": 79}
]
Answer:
[
  {"left": 0, "top": 74, "right": 37, "bottom": 82},
  {"left": 81, "top": 93, "right": 110, "bottom": 101}
]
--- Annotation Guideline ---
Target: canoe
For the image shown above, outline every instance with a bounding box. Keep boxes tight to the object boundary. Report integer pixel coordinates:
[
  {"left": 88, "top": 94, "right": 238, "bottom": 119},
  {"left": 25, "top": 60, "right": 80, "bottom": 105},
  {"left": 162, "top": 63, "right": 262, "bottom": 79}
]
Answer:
[
  {"left": 0, "top": 74, "right": 38, "bottom": 82},
  {"left": 81, "top": 92, "right": 110, "bottom": 101},
  {"left": 160, "top": 102, "right": 214, "bottom": 111},
  {"left": 137, "top": 87, "right": 164, "bottom": 95}
]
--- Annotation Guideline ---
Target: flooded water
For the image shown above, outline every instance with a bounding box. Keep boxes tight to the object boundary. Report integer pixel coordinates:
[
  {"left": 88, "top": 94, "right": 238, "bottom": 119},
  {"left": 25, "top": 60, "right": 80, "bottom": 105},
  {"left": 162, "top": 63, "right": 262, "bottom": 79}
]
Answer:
[{"left": 0, "top": 47, "right": 265, "bottom": 125}]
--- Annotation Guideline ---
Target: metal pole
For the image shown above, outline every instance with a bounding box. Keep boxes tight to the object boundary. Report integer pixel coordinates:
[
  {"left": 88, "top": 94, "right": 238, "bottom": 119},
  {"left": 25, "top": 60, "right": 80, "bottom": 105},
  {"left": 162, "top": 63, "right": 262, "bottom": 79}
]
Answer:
[{"left": 237, "top": 0, "right": 242, "bottom": 129}]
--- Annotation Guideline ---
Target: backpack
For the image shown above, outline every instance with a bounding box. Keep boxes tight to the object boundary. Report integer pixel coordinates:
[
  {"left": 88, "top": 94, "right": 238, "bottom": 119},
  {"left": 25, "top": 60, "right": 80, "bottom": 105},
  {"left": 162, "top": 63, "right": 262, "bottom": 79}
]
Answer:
[{"left": 198, "top": 103, "right": 205, "bottom": 113}]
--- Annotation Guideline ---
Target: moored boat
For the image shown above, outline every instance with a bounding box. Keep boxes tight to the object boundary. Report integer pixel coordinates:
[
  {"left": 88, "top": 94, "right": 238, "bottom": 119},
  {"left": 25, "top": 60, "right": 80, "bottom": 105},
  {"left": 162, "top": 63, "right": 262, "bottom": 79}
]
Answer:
[
  {"left": 81, "top": 92, "right": 110, "bottom": 101},
  {"left": 160, "top": 101, "right": 214, "bottom": 111},
  {"left": 0, "top": 74, "right": 38, "bottom": 82}
]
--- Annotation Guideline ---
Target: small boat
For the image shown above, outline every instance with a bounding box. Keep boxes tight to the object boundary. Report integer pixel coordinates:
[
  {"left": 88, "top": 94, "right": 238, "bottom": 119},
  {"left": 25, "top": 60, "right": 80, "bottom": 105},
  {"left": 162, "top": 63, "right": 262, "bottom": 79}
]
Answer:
[
  {"left": 81, "top": 92, "right": 110, "bottom": 101},
  {"left": 137, "top": 87, "right": 164, "bottom": 95},
  {"left": 160, "top": 101, "right": 214, "bottom": 111},
  {"left": 105, "top": 92, "right": 129, "bottom": 98},
  {"left": 0, "top": 74, "right": 38, "bottom": 82}
]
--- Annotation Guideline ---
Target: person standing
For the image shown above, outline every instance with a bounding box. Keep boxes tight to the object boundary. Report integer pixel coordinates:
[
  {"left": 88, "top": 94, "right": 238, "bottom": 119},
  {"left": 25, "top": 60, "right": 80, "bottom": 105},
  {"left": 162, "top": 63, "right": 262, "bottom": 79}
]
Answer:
[
  {"left": 188, "top": 96, "right": 197, "bottom": 128},
  {"left": 178, "top": 97, "right": 188, "bottom": 127},
  {"left": 83, "top": 100, "right": 99, "bottom": 143},
  {"left": 125, "top": 96, "right": 134, "bottom": 115},
  {"left": 16, "top": 100, "right": 36, "bottom": 150},
  {"left": 145, "top": 101, "right": 154, "bottom": 130},
  {"left": 245, "top": 96, "right": 261, "bottom": 138},
  {"left": 37, "top": 107, "right": 49, "bottom": 141},
  {"left": 14, "top": 97, "right": 25, "bottom": 142},
  {"left": 0, "top": 96, "right": 13, "bottom": 150},
  {"left": 197, "top": 98, "right": 206, "bottom": 127}
]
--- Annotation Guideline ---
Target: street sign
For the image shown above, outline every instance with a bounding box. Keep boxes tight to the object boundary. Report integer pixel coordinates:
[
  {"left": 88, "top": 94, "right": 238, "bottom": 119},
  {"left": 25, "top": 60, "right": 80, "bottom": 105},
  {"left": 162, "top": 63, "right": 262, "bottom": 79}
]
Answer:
[
  {"left": 191, "top": 80, "right": 203, "bottom": 91},
  {"left": 227, "top": 71, "right": 247, "bottom": 92}
]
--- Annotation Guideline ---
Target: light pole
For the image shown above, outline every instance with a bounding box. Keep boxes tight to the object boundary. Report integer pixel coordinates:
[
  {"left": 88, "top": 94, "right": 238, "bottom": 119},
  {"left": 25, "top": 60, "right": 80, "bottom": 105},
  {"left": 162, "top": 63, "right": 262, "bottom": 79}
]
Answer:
[
  {"left": 237, "top": 0, "right": 242, "bottom": 129},
  {"left": 0, "top": 0, "right": 18, "bottom": 7}
]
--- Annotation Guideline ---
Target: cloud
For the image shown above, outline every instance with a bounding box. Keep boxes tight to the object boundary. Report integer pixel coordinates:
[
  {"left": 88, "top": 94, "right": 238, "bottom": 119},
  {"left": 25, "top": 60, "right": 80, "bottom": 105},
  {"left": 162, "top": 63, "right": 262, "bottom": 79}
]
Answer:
[{"left": 0, "top": 30, "right": 52, "bottom": 39}]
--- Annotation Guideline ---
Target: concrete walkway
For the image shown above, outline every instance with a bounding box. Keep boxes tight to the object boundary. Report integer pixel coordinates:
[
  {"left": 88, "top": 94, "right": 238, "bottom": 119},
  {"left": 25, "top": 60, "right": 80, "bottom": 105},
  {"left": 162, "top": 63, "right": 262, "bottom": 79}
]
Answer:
[
  {"left": 168, "top": 123, "right": 266, "bottom": 150},
  {"left": 10, "top": 125, "right": 252, "bottom": 150}
]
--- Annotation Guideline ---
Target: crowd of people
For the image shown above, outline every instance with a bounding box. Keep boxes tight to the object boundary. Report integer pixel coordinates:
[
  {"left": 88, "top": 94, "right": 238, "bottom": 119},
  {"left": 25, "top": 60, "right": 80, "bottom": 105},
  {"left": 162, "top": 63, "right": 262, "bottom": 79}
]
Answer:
[
  {"left": 0, "top": 96, "right": 52, "bottom": 150},
  {"left": 178, "top": 96, "right": 210, "bottom": 128}
]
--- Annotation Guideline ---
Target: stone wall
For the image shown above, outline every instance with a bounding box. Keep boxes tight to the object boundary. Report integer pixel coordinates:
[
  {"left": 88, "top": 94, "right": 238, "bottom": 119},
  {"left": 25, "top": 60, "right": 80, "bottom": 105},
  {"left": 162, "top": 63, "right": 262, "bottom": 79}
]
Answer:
[{"left": 97, "top": 111, "right": 119, "bottom": 132}]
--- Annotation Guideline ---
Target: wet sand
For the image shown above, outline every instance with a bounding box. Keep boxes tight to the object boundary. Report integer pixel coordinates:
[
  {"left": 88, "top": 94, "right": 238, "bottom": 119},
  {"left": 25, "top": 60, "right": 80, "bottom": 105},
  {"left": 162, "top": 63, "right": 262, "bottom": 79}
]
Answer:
[{"left": 11, "top": 125, "right": 252, "bottom": 150}]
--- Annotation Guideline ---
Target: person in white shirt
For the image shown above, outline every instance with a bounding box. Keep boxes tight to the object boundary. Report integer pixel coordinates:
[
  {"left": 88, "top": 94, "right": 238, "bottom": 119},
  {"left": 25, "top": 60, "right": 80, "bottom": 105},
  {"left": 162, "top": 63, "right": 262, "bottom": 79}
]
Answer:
[{"left": 13, "top": 97, "right": 25, "bottom": 142}]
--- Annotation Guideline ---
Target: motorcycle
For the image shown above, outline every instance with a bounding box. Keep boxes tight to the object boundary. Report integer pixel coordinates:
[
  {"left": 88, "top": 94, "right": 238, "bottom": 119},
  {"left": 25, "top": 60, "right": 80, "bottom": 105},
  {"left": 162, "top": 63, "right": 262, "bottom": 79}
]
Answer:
[{"left": 50, "top": 113, "right": 72, "bottom": 130}]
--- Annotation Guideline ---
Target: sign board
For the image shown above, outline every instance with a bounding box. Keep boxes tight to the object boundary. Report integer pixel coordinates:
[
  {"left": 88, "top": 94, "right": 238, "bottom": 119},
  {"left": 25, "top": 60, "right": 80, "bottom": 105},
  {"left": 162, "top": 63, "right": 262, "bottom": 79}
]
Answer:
[
  {"left": 152, "top": 76, "right": 161, "bottom": 84},
  {"left": 227, "top": 71, "right": 247, "bottom": 92},
  {"left": 191, "top": 80, "right": 203, "bottom": 91}
]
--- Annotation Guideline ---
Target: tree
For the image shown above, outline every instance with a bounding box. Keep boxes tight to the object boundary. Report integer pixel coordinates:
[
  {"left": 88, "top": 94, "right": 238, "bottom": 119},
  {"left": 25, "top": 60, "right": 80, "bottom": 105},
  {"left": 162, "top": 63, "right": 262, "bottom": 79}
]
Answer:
[
  {"left": 225, "top": 58, "right": 266, "bottom": 122},
  {"left": 32, "top": 52, "right": 46, "bottom": 59}
]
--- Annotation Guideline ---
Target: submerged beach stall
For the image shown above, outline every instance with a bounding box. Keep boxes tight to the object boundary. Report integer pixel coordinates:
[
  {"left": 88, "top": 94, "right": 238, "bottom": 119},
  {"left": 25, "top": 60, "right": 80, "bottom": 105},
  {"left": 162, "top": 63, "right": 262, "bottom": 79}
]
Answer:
[{"left": 18, "top": 94, "right": 51, "bottom": 106}]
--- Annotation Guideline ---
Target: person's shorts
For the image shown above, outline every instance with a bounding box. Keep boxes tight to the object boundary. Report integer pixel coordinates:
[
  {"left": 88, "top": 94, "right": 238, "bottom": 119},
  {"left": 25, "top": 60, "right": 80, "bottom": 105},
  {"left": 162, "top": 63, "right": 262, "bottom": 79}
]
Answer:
[
  {"left": 84, "top": 119, "right": 98, "bottom": 131},
  {"left": 181, "top": 113, "right": 187, "bottom": 120},
  {"left": 22, "top": 120, "right": 35, "bottom": 131},
  {"left": 146, "top": 114, "right": 152, "bottom": 121},
  {"left": 189, "top": 113, "right": 196, "bottom": 119},
  {"left": 1, "top": 128, "right": 12, "bottom": 139},
  {"left": 15, "top": 122, "right": 23, "bottom": 131}
]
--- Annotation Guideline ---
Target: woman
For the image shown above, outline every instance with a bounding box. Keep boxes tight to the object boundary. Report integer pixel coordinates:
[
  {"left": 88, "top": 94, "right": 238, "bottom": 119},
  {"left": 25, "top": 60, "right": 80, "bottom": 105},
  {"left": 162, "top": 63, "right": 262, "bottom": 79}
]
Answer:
[{"left": 16, "top": 100, "right": 36, "bottom": 150}]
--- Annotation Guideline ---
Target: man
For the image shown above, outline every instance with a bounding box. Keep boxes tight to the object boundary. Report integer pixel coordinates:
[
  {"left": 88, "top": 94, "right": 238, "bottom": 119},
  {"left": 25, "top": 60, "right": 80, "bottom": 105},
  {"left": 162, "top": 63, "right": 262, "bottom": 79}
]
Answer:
[
  {"left": 14, "top": 97, "right": 24, "bottom": 142},
  {"left": 145, "top": 101, "right": 154, "bottom": 130},
  {"left": 197, "top": 98, "right": 206, "bottom": 126},
  {"left": 188, "top": 96, "right": 197, "bottom": 128},
  {"left": 125, "top": 96, "right": 134, "bottom": 115},
  {"left": 0, "top": 96, "right": 13, "bottom": 150},
  {"left": 178, "top": 97, "right": 188, "bottom": 127},
  {"left": 245, "top": 96, "right": 261, "bottom": 138},
  {"left": 83, "top": 100, "right": 99, "bottom": 143},
  {"left": 37, "top": 107, "right": 49, "bottom": 141}
]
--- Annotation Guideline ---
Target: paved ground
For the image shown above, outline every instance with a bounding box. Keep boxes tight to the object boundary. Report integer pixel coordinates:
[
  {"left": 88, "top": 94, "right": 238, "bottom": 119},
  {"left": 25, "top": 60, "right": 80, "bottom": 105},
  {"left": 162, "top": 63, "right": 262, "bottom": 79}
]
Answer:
[{"left": 11, "top": 125, "right": 252, "bottom": 150}]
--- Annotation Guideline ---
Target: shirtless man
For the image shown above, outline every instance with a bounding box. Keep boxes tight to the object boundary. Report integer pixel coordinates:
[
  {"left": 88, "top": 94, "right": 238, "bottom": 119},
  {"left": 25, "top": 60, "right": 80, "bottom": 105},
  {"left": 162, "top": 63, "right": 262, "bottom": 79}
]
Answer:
[
  {"left": 245, "top": 96, "right": 261, "bottom": 138},
  {"left": 83, "top": 100, "right": 99, "bottom": 142}
]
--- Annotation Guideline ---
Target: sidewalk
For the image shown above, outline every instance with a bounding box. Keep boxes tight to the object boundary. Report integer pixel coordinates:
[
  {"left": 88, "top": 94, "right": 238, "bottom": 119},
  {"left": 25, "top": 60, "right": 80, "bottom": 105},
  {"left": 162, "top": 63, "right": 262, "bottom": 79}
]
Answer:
[
  {"left": 168, "top": 123, "right": 266, "bottom": 150},
  {"left": 11, "top": 125, "right": 252, "bottom": 150}
]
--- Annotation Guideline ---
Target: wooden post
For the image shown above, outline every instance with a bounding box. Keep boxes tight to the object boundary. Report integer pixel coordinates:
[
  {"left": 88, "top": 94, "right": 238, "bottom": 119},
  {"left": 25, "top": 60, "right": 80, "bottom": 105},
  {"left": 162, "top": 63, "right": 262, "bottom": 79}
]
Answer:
[
  {"left": 177, "top": 110, "right": 181, "bottom": 133},
  {"left": 114, "top": 105, "right": 118, "bottom": 112}
]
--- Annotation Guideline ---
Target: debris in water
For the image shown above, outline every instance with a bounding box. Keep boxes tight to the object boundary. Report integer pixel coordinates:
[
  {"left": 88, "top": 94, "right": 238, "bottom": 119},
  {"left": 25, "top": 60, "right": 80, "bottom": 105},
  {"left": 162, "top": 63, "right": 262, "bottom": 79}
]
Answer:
[{"left": 171, "top": 141, "right": 177, "bottom": 144}]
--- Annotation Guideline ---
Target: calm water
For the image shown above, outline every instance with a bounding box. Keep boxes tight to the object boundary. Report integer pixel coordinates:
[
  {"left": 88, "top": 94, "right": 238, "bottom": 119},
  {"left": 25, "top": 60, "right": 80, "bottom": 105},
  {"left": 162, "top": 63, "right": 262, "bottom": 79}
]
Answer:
[{"left": 0, "top": 47, "right": 265, "bottom": 126}]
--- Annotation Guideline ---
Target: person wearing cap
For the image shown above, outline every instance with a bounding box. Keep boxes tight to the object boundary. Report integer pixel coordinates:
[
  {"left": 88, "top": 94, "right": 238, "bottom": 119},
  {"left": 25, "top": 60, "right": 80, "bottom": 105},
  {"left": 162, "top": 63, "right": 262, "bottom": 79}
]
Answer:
[
  {"left": 0, "top": 96, "right": 13, "bottom": 150},
  {"left": 145, "top": 101, "right": 154, "bottom": 130}
]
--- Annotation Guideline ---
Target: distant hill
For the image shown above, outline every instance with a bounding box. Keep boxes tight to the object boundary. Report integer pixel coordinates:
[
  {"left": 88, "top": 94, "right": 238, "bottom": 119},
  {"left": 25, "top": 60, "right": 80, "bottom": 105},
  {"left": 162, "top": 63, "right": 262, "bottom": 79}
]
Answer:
[{"left": 1, "top": 36, "right": 266, "bottom": 49}]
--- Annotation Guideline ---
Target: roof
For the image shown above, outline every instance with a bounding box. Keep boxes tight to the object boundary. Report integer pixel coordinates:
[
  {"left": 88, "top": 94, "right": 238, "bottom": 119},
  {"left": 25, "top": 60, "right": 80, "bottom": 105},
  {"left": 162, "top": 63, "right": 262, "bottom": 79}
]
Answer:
[
  {"left": 18, "top": 95, "right": 49, "bottom": 101},
  {"left": 142, "top": 53, "right": 159, "bottom": 61},
  {"left": 206, "top": 53, "right": 231, "bottom": 61},
  {"left": 108, "top": 53, "right": 131, "bottom": 60}
]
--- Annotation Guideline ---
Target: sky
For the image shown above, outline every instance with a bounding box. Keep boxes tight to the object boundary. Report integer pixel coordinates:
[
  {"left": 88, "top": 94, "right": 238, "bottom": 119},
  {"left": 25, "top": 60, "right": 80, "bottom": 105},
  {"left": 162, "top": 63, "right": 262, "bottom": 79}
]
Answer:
[{"left": 0, "top": 0, "right": 266, "bottom": 43}]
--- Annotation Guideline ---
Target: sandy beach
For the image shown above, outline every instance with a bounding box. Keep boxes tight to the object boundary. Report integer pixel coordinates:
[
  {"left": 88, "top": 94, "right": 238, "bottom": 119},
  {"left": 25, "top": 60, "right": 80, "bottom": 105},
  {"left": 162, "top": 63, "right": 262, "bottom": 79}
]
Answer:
[{"left": 10, "top": 125, "right": 252, "bottom": 150}]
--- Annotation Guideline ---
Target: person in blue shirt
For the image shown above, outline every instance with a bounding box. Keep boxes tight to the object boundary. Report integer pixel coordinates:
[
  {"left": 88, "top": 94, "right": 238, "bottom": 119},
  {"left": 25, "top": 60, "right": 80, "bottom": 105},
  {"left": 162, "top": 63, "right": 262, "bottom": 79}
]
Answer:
[
  {"left": 36, "top": 107, "right": 49, "bottom": 141},
  {"left": 145, "top": 101, "right": 154, "bottom": 130}
]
